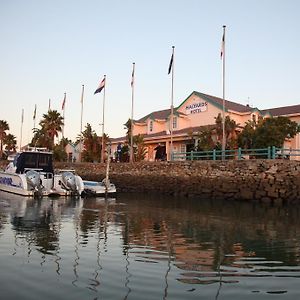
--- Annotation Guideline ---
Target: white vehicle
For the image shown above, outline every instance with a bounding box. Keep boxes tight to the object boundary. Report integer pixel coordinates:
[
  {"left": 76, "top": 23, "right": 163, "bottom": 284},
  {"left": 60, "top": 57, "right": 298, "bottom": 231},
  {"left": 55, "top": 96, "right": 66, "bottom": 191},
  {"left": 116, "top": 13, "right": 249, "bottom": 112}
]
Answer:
[{"left": 0, "top": 148, "right": 84, "bottom": 197}]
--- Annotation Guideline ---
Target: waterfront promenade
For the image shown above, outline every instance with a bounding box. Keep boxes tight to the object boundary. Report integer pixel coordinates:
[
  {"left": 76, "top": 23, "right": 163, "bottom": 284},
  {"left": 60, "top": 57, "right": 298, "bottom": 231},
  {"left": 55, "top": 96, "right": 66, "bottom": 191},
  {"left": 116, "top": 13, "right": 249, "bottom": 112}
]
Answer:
[{"left": 53, "top": 160, "right": 300, "bottom": 204}]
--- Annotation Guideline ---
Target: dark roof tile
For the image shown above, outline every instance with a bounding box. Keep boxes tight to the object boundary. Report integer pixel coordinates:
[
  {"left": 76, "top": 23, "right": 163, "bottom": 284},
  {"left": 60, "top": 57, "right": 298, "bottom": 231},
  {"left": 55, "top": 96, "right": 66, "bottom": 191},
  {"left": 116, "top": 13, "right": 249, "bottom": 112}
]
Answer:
[{"left": 261, "top": 104, "right": 300, "bottom": 116}]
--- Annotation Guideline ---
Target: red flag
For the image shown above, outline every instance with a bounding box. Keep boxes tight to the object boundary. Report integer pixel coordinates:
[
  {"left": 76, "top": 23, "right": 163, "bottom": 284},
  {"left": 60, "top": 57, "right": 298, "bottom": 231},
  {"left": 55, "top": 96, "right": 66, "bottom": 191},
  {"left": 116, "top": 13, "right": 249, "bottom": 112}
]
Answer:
[{"left": 94, "top": 77, "right": 106, "bottom": 94}]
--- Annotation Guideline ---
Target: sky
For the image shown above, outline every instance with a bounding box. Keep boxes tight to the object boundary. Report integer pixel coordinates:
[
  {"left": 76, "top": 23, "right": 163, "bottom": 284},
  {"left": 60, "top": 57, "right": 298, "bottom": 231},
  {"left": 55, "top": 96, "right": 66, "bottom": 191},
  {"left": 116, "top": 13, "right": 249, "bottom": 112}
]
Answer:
[{"left": 1, "top": 0, "right": 300, "bottom": 147}]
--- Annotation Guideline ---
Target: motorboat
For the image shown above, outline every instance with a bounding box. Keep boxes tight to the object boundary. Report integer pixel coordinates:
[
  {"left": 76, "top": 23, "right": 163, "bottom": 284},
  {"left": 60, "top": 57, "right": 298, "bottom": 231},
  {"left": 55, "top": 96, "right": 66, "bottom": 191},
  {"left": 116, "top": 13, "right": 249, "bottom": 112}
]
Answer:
[
  {"left": 82, "top": 178, "right": 116, "bottom": 197},
  {"left": 0, "top": 148, "right": 84, "bottom": 197}
]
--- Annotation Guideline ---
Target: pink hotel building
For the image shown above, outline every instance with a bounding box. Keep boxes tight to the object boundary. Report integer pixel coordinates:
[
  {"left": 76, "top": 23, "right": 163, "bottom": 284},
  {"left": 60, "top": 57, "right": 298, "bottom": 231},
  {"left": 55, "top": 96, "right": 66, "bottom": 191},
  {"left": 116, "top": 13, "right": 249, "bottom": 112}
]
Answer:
[{"left": 111, "top": 91, "right": 300, "bottom": 161}]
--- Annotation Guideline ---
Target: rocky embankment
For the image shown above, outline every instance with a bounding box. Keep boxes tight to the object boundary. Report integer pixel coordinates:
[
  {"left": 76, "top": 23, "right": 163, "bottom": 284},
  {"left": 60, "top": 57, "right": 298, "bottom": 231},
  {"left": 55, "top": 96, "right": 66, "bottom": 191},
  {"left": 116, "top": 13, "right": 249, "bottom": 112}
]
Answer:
[
  {"left": 1, "top": 159, "right": 299, "bottom": 203},
  {"left": 54, "top": 160, "right": 300, "bottom": 204}
]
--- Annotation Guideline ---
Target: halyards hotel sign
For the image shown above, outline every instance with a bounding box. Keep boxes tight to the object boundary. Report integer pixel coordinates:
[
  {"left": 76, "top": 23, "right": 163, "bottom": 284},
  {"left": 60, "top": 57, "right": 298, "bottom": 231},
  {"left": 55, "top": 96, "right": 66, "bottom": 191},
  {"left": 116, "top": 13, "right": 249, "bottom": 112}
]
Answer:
[{"left": 185, "top": 101, "right": 208, "bottom": 114}]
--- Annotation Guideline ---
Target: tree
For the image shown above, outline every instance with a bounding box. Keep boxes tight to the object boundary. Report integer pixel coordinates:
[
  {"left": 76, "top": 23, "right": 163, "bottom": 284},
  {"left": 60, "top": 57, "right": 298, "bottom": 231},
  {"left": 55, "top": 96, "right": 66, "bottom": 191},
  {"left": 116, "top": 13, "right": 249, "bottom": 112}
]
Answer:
[
  {"left": 215, "top": 113, "right": 239, "bottom": 149},
  {"left": 253, "top": 117, "right": 299, "bottom": 148},
  {"left": 133, "top": 134, "right": 147, "bottom": 161},
  {"left": 80, "top": 123, "right": 109, "bottom": 162},
  {"left": 3, "top": 133, "right": 17, "bottom": 152},
  {"left": 196, "top": 126, "right": 215, "bottom": 151},
  {"left": 53, "top": 140, "right": 68, "bottom": 161},
  {"left": 124, "top": 118, "right": 132, "bottom": 141},
  {"left": 237, "top": 116, "right": 299, "bottom": 149},
  {"left": 39, "top": 110, "right": 64, "bottom": 149},
  {"left": 0, "top": 120, "right": 9, "bottom": 158},
  {"left": 194, "top": 114, "right": 239, "bottom": 152},
  {"left": 237, "top": 120, "right": 257, "bottom": 149},
  {"left": 31, "top": 127, "right": 50, "bottom": 148},
  {"left": 81, "top": 123, "right": 99, "bottom": 162},
  {"left": 123, "top": 119, "right": 147, "bottom": 161}
]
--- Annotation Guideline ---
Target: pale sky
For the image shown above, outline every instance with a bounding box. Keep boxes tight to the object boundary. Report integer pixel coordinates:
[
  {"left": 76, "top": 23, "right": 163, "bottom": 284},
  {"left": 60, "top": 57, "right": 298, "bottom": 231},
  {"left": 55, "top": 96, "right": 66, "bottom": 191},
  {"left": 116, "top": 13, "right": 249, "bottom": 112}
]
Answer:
[{"left": 1, "top": 0, "right": 300, "bottom": 147}]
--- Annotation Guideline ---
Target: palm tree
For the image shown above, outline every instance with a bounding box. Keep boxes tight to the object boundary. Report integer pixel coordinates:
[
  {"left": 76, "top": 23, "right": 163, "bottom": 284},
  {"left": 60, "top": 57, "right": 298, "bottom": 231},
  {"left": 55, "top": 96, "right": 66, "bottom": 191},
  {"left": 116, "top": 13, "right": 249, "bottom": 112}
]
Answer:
[
  {"left": 39, "top": 110, "right": 64, "bottom": 149},
  {"left": 0, "top": 120, "right": 9, "bottom": 158},
  {"left": 214, "top": 113, "right": 239, "bottom": 149},
  {"left": 31, "top": 127, "right": 51, "bottom": 149},
  {"left": 81, "top": 123, "right": 106, "bottom": 162},
  {"left": 3, "top": 133, "right": 17, "bottom": 153},
  {"left": 133, "top": 134, "right": 147, "bottom": 161}
]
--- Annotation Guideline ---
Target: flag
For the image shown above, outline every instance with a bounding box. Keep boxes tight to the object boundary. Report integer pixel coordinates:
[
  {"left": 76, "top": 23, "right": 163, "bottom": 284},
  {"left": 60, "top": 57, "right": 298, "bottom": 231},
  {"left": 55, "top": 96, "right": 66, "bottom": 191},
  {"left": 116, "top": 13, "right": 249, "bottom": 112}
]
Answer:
[
  {"left": 131, "top": 63, "right": 135, "bottom": 87},
  {"left": 220, "top": 31, "right": 225, "bottom": 59},
  {"left": 33, "top": 104, "right": 36, "bottom": 120},
  {"left": 61, "top": 93, "right": 66, "bottom": 110},
  {"left": 94, "top": 77, "right": 105, "bottom": 94},
  {"left": 168, "top": 52, "right": 173, "bottom": 74}
]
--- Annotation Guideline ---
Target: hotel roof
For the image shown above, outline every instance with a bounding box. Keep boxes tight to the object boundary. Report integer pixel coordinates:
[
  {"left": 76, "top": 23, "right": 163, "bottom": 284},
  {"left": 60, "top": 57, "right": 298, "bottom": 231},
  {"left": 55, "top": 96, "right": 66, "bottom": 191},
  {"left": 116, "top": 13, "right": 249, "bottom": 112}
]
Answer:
[
  {"left": 182, "top": 91, "right": 253, "bottom": 113},
  {"left": 136, "top": 108, "right": 186, "bottom": 123},
  {"left": 135, "top": 91, "right": 300, "bottom": 126},
  {"left": 261, "top": 104, "right": 300, "bottom": 116}
]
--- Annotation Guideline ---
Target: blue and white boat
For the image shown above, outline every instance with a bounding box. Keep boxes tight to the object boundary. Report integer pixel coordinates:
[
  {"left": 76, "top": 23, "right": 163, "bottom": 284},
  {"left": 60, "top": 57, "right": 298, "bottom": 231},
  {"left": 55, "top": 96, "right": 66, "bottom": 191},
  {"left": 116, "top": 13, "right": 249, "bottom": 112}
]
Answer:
[{"left": 0, "top": 148, "right": 84, "bottom": 197}]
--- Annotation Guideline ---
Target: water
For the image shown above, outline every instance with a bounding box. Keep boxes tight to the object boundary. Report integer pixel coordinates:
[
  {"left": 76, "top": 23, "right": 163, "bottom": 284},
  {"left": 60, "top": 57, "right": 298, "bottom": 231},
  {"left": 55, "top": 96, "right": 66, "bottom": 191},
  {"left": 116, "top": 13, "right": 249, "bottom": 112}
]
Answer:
[{"left": 1, "top": 192, "right": 300, "bottom": 300}]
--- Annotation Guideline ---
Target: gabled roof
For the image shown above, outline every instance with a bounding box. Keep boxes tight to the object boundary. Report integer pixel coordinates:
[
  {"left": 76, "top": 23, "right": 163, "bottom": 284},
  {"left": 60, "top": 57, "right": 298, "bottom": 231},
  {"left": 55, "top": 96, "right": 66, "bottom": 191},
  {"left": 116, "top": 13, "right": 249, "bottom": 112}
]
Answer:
[
  {"left": 136, "top": 91, "right": 254, "bottom": 124},
  {"left": 134, "top": 91, "right": 300, "bottom": 129},
  {"left": 261, "top": 104, "right": 300, "bottom": 117},
  {"left": 136, "top": 108, "right": 185, "bottom": 122},
  {"left": 137, "top": 108, "right": 171, "bottom": 122},
  {"left": 179, "top": 91, "right": 253, "bottom": 113}
]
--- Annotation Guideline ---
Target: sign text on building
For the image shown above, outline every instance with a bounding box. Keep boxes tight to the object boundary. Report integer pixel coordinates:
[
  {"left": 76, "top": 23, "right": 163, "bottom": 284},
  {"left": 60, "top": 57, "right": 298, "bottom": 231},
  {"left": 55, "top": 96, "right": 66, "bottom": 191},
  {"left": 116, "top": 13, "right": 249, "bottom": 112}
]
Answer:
[{"left": 185, "top": 102, "right": 208, "bottom": 114}]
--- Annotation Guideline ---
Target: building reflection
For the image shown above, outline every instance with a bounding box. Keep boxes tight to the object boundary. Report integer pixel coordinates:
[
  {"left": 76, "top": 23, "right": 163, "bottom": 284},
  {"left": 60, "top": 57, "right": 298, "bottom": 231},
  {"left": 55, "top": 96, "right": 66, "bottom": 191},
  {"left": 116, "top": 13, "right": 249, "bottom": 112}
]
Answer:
[
  {"left": 116, "top": 194, "right": 300, "bottom": 283},
  {"left": 1, "top": 191, "right": 300, "bottom": 295}
]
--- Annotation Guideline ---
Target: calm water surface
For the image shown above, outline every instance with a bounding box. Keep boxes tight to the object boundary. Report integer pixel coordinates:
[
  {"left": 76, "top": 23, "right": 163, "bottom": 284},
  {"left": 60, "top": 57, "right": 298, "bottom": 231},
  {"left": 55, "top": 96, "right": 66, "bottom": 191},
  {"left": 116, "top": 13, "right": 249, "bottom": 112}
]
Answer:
[{"left": 1, "top": 191, "right": 300, "bottom": 299}]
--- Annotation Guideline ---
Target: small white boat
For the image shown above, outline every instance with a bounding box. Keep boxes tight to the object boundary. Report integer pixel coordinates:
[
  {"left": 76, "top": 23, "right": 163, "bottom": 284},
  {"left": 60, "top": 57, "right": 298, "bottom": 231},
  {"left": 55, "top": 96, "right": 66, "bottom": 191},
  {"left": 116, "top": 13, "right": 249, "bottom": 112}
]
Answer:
[
  {"left": 0, "top": 148, "right": 84, "bottom": 197},
  {"left": 82, "top": 179, "right": 116, "bottom": 196}
]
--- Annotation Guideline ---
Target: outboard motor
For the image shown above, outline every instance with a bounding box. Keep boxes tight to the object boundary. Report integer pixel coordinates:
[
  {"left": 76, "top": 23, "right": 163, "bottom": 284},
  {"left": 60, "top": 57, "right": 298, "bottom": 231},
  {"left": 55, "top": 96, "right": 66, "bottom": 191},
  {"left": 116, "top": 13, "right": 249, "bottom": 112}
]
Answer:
[
  {"left": 61, "top": 171, "right": 78, "bottom": 193},
  {"left": 26, "top": 170, "right": 41, "bottom": 190},
  {"left": 26, "top": 170, "right": 43, "bottom": 198}
]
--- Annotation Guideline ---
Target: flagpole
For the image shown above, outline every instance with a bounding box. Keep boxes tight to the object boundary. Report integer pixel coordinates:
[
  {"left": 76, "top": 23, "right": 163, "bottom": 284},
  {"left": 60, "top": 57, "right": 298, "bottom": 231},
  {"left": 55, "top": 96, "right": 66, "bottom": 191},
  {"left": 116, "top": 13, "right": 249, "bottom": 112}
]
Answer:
[
  {"left": 48, "top": 98, "right": 51, "bottom": 112},
  {"left": 80, "top": 84, "right": 84, "bottom": 162},
  {"left": 170, "top": 46, "right": 175, "bottom": 161},
  {"left": 222, "top": 25, "right": 226, "bottom": 160},
  {"left": 33, "top": 104, "right": 36, "bottom": 131},
  {"left": 130, "top": 62, "right": 135, "bottom": 163},
  {"left": 20, "top": 108, "right": 24, "bottom": 150},
  {"left": 62, "top": 93, "right": 66, "bottom": 139},
  {"left": 101, "top": 75, "right": 106, "bottom": 163}
]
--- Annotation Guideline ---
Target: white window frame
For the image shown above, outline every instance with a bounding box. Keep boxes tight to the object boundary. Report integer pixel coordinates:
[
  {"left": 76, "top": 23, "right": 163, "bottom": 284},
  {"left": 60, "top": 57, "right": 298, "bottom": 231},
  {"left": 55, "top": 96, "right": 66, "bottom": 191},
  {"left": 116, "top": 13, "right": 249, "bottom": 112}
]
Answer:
[{"left": 172, "top": 116, "right": 177, "bottom": 129}]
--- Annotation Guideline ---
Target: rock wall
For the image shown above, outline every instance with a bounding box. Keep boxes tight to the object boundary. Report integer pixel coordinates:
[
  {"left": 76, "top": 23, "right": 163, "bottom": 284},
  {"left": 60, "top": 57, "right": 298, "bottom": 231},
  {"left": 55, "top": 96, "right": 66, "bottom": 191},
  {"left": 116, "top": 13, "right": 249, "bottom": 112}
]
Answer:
[{"left": 55, "top": 160, "right": 300, "bottom": 204}]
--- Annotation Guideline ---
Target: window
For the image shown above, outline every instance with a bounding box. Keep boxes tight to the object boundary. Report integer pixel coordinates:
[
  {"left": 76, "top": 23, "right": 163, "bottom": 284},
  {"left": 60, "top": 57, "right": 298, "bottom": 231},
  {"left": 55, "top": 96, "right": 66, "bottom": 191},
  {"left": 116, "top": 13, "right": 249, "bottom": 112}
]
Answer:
[
  {"left": 252, "top": 114, "right": 256, "bottom": 123},
  {"left": 149, "top": 120, "right": 153, "bottom": 132},
  {"left": 172, "top": 116, "right": 177, "bottom": 129}
]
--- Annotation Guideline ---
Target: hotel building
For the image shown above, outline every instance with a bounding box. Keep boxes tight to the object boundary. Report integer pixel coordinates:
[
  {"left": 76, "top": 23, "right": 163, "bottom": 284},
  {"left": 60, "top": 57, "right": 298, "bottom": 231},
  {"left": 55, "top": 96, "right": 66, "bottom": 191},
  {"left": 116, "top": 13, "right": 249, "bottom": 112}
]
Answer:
[{"left": 111, "top": 91, "right": 300, "bottom": 161}]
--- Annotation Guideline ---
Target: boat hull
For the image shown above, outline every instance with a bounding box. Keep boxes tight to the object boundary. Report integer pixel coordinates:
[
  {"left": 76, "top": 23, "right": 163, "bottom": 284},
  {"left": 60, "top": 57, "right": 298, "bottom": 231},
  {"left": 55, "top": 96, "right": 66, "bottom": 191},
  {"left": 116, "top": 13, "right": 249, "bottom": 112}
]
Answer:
[
  {"left": 83, "top": 180, "right": 116, "bottom": 196},
  {"left": 0, "top": 171, "right": 84, "bottom": 197},
  {"left": 0, "top": 171, "right": 34, "bottom": 196}
]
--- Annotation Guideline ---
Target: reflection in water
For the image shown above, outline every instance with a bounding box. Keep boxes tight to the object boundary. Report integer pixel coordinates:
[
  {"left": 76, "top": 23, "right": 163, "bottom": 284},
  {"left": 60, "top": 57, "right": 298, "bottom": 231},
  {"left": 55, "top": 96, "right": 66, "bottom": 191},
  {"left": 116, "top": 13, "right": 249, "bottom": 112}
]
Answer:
[{"left": 1, "top": 191, "right": 300, "bottom": 299}]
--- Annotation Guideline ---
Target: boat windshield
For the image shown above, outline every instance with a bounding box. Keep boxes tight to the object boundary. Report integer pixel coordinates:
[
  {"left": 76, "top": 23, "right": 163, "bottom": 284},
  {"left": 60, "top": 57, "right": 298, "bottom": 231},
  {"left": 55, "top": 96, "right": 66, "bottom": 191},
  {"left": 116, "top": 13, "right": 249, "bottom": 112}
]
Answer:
[{"left": 16, "top": 152, "right": 53, "bottom": 174}]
